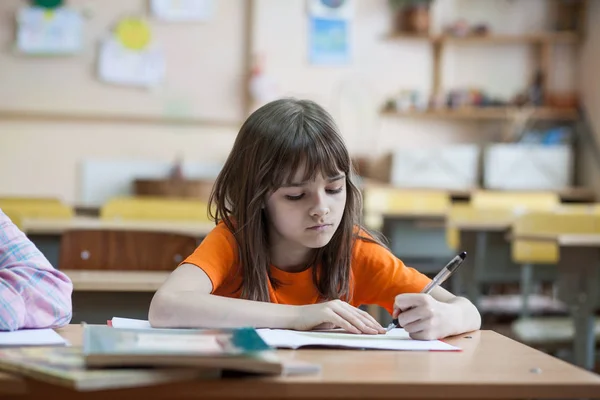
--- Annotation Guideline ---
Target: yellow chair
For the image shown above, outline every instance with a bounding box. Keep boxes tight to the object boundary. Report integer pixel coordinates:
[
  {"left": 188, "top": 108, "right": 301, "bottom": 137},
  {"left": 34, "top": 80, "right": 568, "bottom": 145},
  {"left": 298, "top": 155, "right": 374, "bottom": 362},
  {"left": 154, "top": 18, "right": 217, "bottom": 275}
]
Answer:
[
  {"left": 511, "top": 211, "right": 600, "bottom": 347},
  {"left": 0, "top": 199, "right": 74, "bottom": 230},
  {"left": 471, "top": 190, "right": 560, "bottom": 210},
  {"left": 513, "top": 209, "right": 600, "bottom": 265},
  {"left": 446, "top": 204, "right": 518, "bottom": 250},
  {"left": 100, "top": 196, "right": 212, "bottom": 223},
  {"left": 362, "top": 186, "right": 450, "bottom": 231},
  {"left": 0, "top": 196, "right": 64, "bottom": 205},
  {"left": 446, "top": 191, "right": 561, "bottom": 251}
]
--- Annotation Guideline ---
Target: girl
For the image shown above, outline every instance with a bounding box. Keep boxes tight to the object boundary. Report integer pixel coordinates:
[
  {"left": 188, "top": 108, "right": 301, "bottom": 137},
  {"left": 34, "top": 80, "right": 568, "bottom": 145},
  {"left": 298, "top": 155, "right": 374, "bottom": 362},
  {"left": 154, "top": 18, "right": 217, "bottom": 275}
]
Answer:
[{"left": 149, "top": 98, "right": 480, "bottom": 340}]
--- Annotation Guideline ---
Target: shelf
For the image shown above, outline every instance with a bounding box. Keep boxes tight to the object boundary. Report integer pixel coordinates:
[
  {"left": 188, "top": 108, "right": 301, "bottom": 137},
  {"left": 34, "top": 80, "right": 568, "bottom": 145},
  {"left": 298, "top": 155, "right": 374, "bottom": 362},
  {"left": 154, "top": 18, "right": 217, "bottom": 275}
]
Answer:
[
  {"left": 381, "top": 107, "right": 579, "bottom": 121},
  {"left": 386, "top": 31, "right": 581, "bottom": 45}
]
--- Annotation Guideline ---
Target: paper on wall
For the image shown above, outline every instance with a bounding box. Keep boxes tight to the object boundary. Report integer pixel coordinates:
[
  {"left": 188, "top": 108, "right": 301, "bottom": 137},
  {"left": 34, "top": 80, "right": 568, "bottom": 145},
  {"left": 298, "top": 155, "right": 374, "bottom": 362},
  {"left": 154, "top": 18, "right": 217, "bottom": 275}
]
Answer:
[{"left": 16, "top": 6, "right": 83, "bottom": 55}]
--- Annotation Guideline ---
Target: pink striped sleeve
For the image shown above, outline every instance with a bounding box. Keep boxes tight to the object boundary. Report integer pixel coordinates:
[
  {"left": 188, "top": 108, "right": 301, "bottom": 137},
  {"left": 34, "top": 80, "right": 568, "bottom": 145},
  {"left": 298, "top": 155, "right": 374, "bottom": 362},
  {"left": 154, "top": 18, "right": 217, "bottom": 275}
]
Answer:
[{"left": 0, "top": 209, "right": 73, "bottom": 331}]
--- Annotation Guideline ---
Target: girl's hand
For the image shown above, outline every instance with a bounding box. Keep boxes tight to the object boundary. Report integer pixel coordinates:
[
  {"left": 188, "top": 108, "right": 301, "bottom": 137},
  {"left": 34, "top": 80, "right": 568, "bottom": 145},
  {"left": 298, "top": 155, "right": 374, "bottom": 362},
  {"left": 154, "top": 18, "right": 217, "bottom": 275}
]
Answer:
[
  {"left": 393, "top": 293, "right": 453, "bottom": 340},
  {"left": 293, "top": 300, "right": 386, "bottom": 334}
]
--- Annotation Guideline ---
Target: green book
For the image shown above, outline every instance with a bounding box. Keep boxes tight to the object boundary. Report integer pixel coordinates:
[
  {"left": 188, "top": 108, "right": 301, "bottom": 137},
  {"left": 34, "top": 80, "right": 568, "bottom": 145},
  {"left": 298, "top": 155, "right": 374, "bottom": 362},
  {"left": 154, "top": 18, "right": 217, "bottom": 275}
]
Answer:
[{"left": 82, "top": 325, "right": 320, "bottom": 376}]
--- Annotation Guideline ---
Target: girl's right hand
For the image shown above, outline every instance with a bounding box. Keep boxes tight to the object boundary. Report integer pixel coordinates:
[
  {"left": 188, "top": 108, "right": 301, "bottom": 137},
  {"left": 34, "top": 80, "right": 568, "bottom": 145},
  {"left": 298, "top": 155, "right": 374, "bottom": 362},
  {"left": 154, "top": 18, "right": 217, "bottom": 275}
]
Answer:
[{"left": 293, "top": 300, "right": 386, "bottom": 334}]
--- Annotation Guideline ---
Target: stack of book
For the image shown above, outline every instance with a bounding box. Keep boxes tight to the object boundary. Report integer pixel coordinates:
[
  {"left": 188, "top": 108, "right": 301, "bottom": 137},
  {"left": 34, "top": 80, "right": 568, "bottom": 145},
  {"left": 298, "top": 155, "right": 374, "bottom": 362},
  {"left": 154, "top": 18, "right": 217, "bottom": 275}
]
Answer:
[{"left": 0, "top": 324, "right": 320, "bottom": 392}]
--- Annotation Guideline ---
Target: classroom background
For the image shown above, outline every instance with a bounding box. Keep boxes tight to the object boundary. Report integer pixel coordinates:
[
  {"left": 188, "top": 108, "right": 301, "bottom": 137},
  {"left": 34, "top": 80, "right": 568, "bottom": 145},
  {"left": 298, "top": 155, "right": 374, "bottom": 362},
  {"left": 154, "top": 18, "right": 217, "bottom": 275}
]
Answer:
[{"left": 1, "top": 0, "right": 600, "bottom": 373}]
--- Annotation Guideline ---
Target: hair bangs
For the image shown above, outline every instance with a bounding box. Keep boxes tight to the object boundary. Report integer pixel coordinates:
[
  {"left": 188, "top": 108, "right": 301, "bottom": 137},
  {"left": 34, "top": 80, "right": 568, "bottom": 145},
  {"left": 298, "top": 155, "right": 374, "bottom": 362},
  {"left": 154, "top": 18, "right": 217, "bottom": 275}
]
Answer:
[{"left": 270, "top": 118, "right": 350, "bottom": 190}]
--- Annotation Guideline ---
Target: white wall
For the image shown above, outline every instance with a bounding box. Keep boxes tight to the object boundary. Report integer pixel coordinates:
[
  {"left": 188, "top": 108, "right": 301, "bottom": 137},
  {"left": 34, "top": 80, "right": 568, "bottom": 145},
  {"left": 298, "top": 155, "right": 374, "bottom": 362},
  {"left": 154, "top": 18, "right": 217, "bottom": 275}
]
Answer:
[{"left": 0, "top": 0, "right": 577, "bottom": 204}]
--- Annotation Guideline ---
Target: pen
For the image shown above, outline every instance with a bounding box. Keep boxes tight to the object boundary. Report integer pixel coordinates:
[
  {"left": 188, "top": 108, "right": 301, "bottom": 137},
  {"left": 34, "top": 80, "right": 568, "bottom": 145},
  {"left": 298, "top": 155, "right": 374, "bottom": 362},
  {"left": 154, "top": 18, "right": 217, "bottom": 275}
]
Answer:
[{"left": 386, "top": 251, "right": 467, "bottom": 332}]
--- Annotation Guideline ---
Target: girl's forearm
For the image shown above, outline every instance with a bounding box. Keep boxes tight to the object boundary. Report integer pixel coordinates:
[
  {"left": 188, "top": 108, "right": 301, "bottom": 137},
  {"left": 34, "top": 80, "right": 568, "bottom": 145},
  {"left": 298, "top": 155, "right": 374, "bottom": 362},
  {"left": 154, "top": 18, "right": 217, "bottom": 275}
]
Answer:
[{"left": 148, "top": 290, "right": 299, "bottom": 329}]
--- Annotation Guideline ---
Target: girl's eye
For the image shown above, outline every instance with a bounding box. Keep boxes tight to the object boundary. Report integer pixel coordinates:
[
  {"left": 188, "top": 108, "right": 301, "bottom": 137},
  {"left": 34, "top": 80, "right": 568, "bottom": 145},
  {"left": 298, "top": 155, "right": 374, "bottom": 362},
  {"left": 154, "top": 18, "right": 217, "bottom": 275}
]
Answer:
[
  {"left": 285, "top": 194, "right": 304, "bottom": 201},
  {"left": 326, "top": 187, "right": 343, "bottom": 194}
]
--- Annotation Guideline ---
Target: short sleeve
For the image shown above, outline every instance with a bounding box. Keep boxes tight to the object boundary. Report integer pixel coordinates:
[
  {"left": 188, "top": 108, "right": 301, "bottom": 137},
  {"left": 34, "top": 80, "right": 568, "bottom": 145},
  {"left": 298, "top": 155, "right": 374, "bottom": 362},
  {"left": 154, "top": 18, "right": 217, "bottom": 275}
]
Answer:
[
  {"left": 351, "top": 235, "right": 431, "bottom": 316},
  {"left": 181, "top": 223, "right": 238, "bottom": 293}
]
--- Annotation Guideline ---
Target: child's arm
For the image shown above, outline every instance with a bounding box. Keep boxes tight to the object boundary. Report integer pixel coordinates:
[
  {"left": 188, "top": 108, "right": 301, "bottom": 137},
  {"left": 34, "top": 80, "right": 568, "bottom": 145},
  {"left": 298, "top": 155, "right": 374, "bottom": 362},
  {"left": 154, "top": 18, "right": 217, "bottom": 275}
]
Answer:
[
  {"left": 393, "top": 287, "right": 481, "bottom": 340},
  {"left": 149, "top": 264, "right": 385, "bottom": 334},
  {"left": 0, "top": 209, "right": 73, "bottom": 331}
]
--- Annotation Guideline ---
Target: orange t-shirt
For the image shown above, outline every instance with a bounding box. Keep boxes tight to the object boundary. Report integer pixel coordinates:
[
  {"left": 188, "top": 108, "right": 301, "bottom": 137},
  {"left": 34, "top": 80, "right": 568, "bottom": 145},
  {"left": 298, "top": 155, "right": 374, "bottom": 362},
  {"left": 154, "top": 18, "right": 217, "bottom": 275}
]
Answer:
[{"left": 182, "top": 222, "right": 431, "bottom": 315}]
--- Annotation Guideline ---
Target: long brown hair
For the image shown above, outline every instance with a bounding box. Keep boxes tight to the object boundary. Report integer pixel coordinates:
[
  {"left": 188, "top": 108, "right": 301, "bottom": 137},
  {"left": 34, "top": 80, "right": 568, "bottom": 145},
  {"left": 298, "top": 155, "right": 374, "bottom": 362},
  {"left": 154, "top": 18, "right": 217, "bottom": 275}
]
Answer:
[{"left": 209, "top": 98, "right": 384, "bottom": 303}]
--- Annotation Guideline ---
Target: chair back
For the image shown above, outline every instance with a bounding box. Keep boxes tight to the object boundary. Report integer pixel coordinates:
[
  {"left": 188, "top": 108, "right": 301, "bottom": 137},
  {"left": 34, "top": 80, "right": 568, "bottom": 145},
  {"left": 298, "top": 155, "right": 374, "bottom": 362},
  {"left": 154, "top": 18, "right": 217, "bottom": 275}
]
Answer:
[
  {"left": 363, "top": 186, "right": 449, "bottom": 230},
  {"left": 101, "top": 196, "right": 211, "bottom": 222},
  {"left": 512, "top": 211, "right": 600, "bottom": 264}
]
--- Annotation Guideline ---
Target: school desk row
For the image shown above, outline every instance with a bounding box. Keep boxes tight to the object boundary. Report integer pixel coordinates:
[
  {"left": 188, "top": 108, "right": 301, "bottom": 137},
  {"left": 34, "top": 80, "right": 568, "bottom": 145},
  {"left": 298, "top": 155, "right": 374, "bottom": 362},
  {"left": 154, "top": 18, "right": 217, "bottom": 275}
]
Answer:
[
  {"left": 1, "top": 324, "right": 600, "bottom": 399},
  {"left": 6, "top": 193, "right": 600, "bottom": 370},
  {"left": 17, "top": 210, "right": 600, "bottom": 371}
]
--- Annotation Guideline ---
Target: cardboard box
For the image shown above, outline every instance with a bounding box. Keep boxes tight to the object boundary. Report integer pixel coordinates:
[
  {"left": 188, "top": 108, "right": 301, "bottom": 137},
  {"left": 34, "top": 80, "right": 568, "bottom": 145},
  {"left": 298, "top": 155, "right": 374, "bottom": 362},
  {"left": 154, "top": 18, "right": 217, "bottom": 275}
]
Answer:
[
  {"left": 483, "top": 144, "right": 573, "bottom": 190},
  {"left": 389, "top": 145, "right": 480, "bottom": 190}
]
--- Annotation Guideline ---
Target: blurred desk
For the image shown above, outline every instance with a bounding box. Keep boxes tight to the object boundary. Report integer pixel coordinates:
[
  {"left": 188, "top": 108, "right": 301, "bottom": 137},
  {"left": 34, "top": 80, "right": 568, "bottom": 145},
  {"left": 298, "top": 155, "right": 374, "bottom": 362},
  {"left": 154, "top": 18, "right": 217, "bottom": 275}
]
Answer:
[
  {"left": 511, "top": 233, "right": 600, "bottom": 370},
  {"left": 20, "top": 217, "right": 213, "bottom": 269},
  {"left": 360, "top": 180, "right": 595, "bottom": 203},
  {"left": 21, "top": 217, "right": 214, "bottom": 237},
  {"left": 61, "top": 270, "right": 170, "bottom": 292}
]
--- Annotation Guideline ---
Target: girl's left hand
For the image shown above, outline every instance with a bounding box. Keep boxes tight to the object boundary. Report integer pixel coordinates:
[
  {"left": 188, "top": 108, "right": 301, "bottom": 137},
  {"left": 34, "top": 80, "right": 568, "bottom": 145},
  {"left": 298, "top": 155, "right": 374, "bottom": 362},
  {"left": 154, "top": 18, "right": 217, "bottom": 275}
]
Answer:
[{"left": 392, "top": 293, "right": 453, "bottom": 340}]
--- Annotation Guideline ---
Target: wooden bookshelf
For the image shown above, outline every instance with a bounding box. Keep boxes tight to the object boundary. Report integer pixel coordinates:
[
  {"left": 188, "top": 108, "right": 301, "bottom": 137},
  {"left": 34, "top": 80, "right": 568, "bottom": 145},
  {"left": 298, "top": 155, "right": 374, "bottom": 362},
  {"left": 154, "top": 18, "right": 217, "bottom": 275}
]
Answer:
[
  {"left": 382, "top": 4, "right": 586, "bottom": 117},
  {"left": 381, "top": 107, "right": 579, "bottom": 121},
  {"left": 386, "top": 31, "right": 581, "bottom": 45}
]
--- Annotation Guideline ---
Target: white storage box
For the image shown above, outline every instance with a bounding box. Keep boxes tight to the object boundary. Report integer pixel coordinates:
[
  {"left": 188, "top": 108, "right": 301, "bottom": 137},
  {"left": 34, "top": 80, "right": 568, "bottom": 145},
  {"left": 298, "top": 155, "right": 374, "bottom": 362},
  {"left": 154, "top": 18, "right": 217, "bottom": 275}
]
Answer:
[
  {"left": 389, "top": 145, "right": 480, "bottom": 190},
  {"left": 483, "top": 144, "right": 573, "bottom": 190}
]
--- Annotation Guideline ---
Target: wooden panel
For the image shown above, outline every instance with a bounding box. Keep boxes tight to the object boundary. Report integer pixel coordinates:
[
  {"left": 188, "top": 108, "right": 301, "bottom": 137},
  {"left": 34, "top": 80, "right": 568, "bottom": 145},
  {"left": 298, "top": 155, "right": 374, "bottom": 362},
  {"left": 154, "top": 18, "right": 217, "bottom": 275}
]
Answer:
[{"left": 58, "top": 230, "right": 197, "bottom": 271}]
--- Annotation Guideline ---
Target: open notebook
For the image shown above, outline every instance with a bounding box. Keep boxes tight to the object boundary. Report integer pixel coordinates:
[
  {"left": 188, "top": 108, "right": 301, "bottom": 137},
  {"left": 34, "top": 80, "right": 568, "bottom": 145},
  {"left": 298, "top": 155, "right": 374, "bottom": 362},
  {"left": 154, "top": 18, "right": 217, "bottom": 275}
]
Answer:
[{"left": 109, "top": 317, "right": 460, "bottom": 352}]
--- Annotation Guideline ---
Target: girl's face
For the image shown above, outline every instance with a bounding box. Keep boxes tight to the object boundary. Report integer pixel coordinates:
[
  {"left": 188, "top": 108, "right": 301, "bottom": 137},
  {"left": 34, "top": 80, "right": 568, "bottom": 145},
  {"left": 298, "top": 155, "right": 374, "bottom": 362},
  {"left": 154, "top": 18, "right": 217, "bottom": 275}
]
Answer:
[{"left": 265, "top": 166, "right": 347, "bottom": 269}]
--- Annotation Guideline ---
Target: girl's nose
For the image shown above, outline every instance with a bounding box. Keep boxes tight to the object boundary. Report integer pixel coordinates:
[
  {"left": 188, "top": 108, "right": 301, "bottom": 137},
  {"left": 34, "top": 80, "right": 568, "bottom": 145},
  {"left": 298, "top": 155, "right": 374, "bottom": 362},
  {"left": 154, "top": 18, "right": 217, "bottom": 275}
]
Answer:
[{"left": 309, "top": 192, "right": 330, "bottom": 218}]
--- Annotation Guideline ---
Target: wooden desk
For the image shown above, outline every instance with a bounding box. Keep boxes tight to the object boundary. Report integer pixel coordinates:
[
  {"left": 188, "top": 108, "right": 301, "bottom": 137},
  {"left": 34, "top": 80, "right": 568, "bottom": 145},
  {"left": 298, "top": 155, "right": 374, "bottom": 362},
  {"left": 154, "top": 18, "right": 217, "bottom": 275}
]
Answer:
[
  {"left": 0, "top": 373, "right": 25, "bottom": 396},
  {"left": 62, "top": 270, "right": 170, "bottom": 292},
  {"left": 20, "top": 217, "right": 215, "bottom": 237},
  {"left": 9, "top": 325, "right": 599, "bottom": 399},
  {"left": 512, "top": 233, "right": 600, "bottom": 370}
]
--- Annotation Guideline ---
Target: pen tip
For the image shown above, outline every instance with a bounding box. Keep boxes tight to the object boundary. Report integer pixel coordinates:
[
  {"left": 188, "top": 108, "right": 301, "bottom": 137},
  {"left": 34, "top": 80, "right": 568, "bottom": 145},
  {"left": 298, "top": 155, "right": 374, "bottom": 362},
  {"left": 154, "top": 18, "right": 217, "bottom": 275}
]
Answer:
[{"left": 459, "top": 251, "right": 467, "bottom": 259}]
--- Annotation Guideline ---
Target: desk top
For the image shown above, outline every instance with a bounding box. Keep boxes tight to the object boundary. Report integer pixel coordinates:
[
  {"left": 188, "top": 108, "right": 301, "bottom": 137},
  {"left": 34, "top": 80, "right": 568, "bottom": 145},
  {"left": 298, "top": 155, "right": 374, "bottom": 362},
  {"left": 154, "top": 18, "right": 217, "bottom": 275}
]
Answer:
[
  {"left": 558, "top": 234, "right": 600, "bottom": 247},
  {"left": 360, "top": 180, "right": 596, "bottom": 203},
  {"left": 512, "top": 233, "right": 600, "bottom": 247},
  {"left": 20, "top": 217, "right": 215, "bottom": 237},
  {"left": 33, "top": 325, "right": 600, "bottom": 399},
  {"left": 61, "top": 270, "right": 170, "bottom": 292}
]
